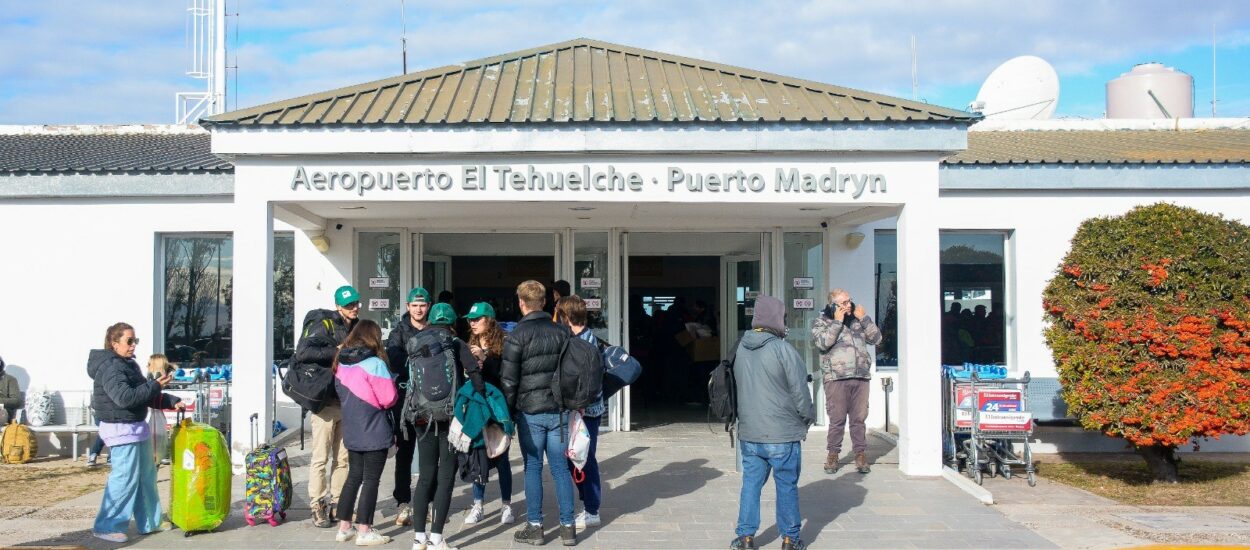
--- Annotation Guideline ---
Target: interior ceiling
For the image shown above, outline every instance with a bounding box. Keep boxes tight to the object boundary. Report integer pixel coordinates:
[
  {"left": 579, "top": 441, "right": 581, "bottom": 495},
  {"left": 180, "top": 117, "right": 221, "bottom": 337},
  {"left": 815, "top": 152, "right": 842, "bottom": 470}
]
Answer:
[{"left": 292, "top": 200, "right": 884, "bottom": 230}]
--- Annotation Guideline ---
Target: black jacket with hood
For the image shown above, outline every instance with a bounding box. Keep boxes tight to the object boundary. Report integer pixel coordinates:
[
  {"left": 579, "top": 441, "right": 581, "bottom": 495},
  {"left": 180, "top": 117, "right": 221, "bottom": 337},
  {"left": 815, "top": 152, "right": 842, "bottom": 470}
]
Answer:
[
  {"left": 88, "top": 350, "right": 180, "bottom": 424},
  {"left": 384, "top": 311, "right": 424, "bottom": 387},
  {"left": 500, "top": 311, "right": 570, "bottom": 414}
]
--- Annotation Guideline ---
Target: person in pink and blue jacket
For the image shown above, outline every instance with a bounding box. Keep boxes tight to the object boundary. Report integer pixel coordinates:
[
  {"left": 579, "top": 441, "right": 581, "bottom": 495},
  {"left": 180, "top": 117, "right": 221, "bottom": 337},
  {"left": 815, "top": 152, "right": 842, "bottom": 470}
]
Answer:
[{"left": 331, "top": 320, "right": 398, "bottom": 547}]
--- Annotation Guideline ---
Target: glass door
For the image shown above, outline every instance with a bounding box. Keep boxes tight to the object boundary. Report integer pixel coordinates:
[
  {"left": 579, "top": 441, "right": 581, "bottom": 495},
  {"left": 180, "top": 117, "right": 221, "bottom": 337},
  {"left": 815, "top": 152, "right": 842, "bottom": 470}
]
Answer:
[{"left": 721, "top": 254, "right": 762, "bottom": 356}]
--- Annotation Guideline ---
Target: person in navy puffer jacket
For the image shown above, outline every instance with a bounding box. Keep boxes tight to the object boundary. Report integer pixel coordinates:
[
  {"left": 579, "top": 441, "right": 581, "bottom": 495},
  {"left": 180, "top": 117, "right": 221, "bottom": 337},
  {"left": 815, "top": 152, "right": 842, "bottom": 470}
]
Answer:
[{"left": 331, "top": 320, "right": 398, "bottom": 547}]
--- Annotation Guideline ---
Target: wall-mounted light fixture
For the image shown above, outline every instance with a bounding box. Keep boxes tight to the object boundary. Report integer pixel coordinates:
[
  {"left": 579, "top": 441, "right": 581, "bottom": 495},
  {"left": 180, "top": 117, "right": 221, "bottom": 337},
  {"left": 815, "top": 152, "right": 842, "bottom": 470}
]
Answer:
[
  {"left": 846, "top": 231, "right": 866, "bottom": 249},
  {"left": 310, "top": 232, "right": 331, "bottom": 253}
]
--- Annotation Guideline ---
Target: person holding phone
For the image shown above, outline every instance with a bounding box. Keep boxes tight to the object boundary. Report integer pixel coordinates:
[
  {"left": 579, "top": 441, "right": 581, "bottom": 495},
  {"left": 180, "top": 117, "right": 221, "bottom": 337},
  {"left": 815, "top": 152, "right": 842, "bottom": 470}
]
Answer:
[
  {"left": 811, "top": 289, "right": 882, "bottom": 475},
  {"left": 88, "top": 323, "right": 186, "bottom": 543}
]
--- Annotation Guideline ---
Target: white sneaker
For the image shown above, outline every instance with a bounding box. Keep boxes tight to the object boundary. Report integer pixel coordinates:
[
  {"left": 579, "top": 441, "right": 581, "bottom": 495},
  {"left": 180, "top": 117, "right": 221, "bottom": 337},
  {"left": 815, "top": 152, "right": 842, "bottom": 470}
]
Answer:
[
  {"left": 463, "top": 503, "right": 484, "bottom": 525},
  {"left": 574, "top": 511, "right": 600, "bottom": 528},
  {"left": 427, "top": 540, "right": 458, "bottom": 550},
  {"left": 500, "top": 503, "right": 515, "bottom": 524},
  {"left": 335, "top": 527, "right": 356, "bottom": 542},
  {"left": 354, "top": 531, "right": 391, "bottom": 546}
]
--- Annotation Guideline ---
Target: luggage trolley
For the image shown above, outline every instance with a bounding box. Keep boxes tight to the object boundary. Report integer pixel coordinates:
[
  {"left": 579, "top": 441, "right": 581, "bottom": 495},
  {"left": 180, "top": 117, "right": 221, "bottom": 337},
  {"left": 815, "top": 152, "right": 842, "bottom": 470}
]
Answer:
[{"left": 944, "top": 365, "right": 1036, "bottom": 486}]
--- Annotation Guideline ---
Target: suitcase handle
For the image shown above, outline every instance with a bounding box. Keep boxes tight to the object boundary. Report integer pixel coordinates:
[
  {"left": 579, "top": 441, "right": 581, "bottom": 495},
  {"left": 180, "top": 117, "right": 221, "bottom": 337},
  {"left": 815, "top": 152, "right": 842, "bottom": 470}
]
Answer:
[
  {"left": 176, "top": 408, "right": 186, "bottom": 425},
  {"left": 250, "top": 413, "right": 259, "bottom": 448}
]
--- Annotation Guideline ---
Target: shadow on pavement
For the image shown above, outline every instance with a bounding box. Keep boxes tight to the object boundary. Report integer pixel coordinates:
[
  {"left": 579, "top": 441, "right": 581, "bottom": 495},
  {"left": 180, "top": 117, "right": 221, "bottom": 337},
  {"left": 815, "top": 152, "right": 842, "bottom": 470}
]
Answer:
[
  {"left": 751, "top": 474, "right": 868, "bottom": 547},
  {"left": 600, "top": 457, "right": 723, "bottom": 529}
]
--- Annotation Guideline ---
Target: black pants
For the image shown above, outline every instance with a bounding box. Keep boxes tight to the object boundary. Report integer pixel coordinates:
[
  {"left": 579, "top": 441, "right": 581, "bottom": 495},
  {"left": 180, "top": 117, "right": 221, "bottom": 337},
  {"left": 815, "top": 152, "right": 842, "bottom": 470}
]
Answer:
[
  {"left": 412, "top": 423, "right": 456, "bottom": 534},
  {"left": 392, "top": 417, "right": 417, "bottom": 505},
  {"left": 337, "top": 449, "right": 387, "bottom": 526}
]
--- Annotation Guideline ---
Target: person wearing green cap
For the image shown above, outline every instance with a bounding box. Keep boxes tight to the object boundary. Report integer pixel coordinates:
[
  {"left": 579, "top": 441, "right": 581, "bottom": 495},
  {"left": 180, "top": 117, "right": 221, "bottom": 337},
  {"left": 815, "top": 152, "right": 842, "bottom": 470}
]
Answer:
[
  {"left": 462, "top": 301, "right": 515, "bottom": 525},
  {"left": 294, "top": 284, "right": 361, "bottom": 528},
  {"left": 407, "top": 302, "right": 485, "bottom": 550},
  {"left": 382, "top": 286, "right": 431, "bottom": 527}
]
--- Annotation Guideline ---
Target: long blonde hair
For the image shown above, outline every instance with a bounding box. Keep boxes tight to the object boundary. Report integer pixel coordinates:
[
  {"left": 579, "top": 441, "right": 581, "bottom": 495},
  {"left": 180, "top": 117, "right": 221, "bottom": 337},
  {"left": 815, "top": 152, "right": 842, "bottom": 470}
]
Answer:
[{"left": 147, "top": 354, "right": 176, "bottom": 377}]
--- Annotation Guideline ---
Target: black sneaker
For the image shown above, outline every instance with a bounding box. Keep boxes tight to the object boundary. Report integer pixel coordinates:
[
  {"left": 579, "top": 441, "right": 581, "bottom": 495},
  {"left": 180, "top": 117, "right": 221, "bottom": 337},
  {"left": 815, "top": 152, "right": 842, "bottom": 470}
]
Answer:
[
  {"left": 514, "top": 522, "right": 544, "bottom": 545},
  {"left": 730, "top": 535, "right": 756, "bottom": 549},
  {"left": 781, "top": 536, "right": 805, "bottom": 550},
  {"left": 559, "top": 524, "right": 576, "bottom": 546}
]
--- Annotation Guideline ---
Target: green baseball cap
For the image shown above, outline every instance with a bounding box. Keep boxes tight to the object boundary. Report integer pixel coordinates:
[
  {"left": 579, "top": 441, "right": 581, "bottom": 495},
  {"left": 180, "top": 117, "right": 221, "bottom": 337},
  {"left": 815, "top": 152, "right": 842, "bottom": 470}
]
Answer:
[
  {"left": 464, "top": 302, "right": 496, "bottom": 320},
  {"left": 406, "top": 287, "right": 431, "bottom": 304},
  {"left": 334, "top": 285, "right": 360, "bottom": 307},
  {"left": 429, "top": 303, "right": 457, "bottom": 326}
]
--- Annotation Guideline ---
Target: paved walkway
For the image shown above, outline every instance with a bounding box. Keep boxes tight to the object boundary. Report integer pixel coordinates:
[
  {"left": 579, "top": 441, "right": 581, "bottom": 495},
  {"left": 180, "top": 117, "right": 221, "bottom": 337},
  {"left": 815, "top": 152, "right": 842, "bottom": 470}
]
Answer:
[{"left": 3, "top": 423, "right": 1056, "bottom": 549}]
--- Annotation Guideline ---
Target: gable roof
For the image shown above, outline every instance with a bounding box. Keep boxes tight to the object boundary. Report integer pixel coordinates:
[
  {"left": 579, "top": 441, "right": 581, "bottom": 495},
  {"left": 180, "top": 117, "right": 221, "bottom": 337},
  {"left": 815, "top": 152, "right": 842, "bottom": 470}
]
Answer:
[
  {"left": 945, "top": 128, "right": 1250, "bottom": 166},
  {"left": 204, "top": 38, "right": 976, "bottom": 127},
  {"left": 0, "top": 126, "right": 231, "bottom": 174}
]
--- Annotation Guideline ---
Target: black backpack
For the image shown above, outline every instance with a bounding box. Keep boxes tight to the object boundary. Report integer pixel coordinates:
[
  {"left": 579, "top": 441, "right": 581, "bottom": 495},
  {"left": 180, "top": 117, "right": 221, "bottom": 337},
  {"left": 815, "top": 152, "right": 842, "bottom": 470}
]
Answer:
[
  {"left": 402, "top": 330, "right": 459, "bottom": 429},
  {"left": 552, "top": 335, "right": 604, "bottom": 411},
  {"left": 707, "top": 336, "right": 746, "bottom": 447},
  {"left": 281, "top": 314, "right": 340, "bottom": 413}
]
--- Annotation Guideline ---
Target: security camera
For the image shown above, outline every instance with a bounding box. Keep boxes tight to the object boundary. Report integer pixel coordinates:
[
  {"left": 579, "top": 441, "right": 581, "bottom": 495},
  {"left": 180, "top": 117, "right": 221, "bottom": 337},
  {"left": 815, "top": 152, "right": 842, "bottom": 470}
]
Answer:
[
  {"left": 819, "top": 221, "right": 828, "bottom": 229},
  {"left": 335, "top": 223, "right": 344, "bottom": 230}
]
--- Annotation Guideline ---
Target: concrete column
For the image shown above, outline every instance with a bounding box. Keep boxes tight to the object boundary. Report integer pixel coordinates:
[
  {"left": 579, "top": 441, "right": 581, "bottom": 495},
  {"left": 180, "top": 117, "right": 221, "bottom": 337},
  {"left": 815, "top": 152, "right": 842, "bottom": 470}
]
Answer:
[
  {"left": 230, "top": 198, "right": 274, "bottom": 463},
  {"left": 896, "top": 193, "right": 942, "bottom": 476}
]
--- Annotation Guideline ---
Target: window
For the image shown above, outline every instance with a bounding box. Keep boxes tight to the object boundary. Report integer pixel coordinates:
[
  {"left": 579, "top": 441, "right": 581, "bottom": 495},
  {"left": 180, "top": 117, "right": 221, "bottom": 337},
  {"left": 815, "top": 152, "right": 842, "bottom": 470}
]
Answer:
[
  {"left": 874, "top": 231, "right": 898, "bottom": 367},
  {"left": 161, "top": 233, "right": 296, "bottom": 365},
  {"left": 940, "top": 232, "right": 1007, "bottom": 365},
  {"left": 162, "top": 235, "right": 233, "bottom": 367}
]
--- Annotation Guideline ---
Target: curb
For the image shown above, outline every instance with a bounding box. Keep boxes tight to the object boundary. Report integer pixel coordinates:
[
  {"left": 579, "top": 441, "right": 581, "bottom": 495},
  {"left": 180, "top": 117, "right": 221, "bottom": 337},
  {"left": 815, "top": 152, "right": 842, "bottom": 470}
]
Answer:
[{"left": 942, "top": 466, "right": 995, "bottom": 505}]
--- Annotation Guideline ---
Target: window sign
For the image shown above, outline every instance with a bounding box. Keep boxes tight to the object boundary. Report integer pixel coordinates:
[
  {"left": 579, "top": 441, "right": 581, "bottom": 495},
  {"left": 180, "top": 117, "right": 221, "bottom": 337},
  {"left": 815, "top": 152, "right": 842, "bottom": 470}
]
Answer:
[
  {"left": 584, "top": 298, "right": 603, "bottom": 310},
  {"left": 745, "top": 307, "right": 755, "bottom": 316},
  {"left": 746, "top": 291, "right": 760, "bottom": 300},
  {"left": 792, "top": 277, "right": 814, "bottom": 289},
  {"left": 793, "top": 298, "right": 814, "bottom": 310},
  {"left": 368, "top": 298, "right": 390, "bottom": 311},
  {"left": 580, "top": 277, "right": 602, "bottom": 289},
  {"left": 368, "top": 277, "right": 390, "bottom": 288}
]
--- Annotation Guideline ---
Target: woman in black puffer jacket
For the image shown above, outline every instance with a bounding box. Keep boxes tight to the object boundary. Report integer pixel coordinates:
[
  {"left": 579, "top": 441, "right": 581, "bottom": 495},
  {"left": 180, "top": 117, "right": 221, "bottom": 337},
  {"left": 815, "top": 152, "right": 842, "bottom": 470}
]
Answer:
[{"left": 87, "top": 322, "right": 184, "bottom": 544}]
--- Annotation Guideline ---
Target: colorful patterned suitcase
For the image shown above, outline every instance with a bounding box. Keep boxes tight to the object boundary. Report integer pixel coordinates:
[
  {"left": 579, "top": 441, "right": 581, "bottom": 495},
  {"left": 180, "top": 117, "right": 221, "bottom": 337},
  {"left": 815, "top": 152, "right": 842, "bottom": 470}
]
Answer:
[{"left": 244, "top": 413, "right": 293, "bottom": 526}]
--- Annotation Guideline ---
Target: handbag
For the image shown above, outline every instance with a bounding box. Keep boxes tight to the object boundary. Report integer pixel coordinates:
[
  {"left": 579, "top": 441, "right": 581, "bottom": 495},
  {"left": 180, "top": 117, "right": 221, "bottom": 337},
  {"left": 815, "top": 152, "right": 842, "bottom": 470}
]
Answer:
[{"left": 483, "top": 423, "right": 511, "bottom": 459}]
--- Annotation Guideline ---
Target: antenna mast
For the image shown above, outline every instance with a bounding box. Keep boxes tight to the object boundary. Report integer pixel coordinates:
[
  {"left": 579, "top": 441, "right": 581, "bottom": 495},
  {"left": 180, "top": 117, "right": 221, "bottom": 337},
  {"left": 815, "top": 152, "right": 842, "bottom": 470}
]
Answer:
[
  {"left": 910, "top": 34, "right": 918, "bottom": 101},
  {"left": 401, "top": 0, "right": 409, "bottom": 74},
  {"left": 1212, "top": 23, "right": 1217, "bottom": 117},
  {"left": 176, "top": 0, "right": 228, "bottom": 123}
]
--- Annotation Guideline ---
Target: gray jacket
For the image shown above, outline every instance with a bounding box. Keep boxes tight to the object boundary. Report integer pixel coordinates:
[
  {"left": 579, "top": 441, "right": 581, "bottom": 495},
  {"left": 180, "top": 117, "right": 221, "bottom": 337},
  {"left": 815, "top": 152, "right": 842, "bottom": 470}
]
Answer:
[
  {"left": 734, "top": 330, "right": 816, "bottom": 444},
  {"left": 812, "top": 313, "right": 882, "bottom": 381}
]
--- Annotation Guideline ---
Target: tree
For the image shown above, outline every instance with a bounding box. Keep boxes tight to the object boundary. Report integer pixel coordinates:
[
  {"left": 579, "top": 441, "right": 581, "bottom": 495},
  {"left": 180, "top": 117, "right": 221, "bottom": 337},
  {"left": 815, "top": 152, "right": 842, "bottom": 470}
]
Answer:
[{"left": 1043, "top": 203, "right": 1250, "bottom": 482}]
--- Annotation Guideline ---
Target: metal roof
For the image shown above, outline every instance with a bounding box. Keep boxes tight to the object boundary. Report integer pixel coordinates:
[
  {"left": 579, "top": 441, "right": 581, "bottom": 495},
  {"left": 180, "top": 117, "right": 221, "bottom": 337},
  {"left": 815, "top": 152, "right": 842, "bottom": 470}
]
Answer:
[
  {"left": 0, "top": 129, "right": 231, "bottom": 173},
  {"left": 946, "top": 129, "right": 1250, "bottom": 165},
  {"left": 204, "top": 38, "right": 977, "bottom": 126}
]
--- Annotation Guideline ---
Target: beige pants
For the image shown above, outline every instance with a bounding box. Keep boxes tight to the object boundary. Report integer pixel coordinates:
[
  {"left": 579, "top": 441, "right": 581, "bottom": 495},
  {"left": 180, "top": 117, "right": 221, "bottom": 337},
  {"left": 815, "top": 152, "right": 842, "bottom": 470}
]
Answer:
[{"left": 309, "top": 403, "right": 349, "bottom": 503}]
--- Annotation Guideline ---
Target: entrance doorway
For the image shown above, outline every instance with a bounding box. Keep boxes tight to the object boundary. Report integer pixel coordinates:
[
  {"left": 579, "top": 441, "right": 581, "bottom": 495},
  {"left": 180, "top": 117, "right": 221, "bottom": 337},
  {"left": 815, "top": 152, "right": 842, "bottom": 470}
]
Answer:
[
  {"left": 419, "top": 233, "right": 556, "bottom": 330},
  {"left": 621, "top": 232, "right": 766, "bottom": 429}
]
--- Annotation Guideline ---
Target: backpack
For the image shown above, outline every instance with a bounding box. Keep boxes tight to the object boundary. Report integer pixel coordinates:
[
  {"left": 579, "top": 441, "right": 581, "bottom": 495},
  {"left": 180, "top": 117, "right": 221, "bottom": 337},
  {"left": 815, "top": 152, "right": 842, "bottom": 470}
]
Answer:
[
  {"left": 403, "top": 331, "right": 459, "bottom": 428},
  {"left": 597, "top": 341, "right": 642, "bottom": 400},
  {"left": 552, "top": 336, "right": 604, "bottom": 411},
  {"left": 707, "top": 337, "right": 746, "bottom": 448},
  {"left": 280, "top": 361, "right": 336, "bottom": 414},
  {"left": 281, "top": 315, "right": 340, "bottom": 413},
  {"left": 1, "top": 415, "right": 37, "bottom": 464},
  {"left": 24, "top": 388, "right": 52, "bottom": 427}
]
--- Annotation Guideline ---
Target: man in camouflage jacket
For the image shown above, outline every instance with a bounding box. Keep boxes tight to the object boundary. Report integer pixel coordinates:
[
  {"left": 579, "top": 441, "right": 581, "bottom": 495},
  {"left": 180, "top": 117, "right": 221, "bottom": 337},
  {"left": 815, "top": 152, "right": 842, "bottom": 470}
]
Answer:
[{"left": 811, "top": 289, "right": 882, "bottom": 474}]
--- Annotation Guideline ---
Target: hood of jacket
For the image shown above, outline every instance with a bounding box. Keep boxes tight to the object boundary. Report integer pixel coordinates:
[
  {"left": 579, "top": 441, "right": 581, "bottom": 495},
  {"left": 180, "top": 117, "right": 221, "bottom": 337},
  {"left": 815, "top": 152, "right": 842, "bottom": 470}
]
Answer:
[
  {"left": 741, "top": 329, "right": 780, "bottom": 351},
  {"left": 337, "top": 345, "right": 376, "bottom": 365},
  {"left": 88, "top": 349, "right": 118, "bottom": 379}
]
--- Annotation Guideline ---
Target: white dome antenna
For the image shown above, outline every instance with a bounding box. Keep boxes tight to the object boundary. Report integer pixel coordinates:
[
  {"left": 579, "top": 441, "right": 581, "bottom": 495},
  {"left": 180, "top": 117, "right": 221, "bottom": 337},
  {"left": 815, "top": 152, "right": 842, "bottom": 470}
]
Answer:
[{"left": 970, "top": 56, "right": 1060, "bottom": 120}]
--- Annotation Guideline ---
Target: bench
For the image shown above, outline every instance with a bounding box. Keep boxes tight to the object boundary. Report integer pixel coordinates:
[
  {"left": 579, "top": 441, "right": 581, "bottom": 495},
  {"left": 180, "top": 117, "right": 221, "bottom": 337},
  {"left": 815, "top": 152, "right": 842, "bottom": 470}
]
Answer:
[
  {"left": 1025, "top": 377, "right": 1078, "bottom": 426},
  {"left": 18, "top": 390, "right": 98, "bottom": 460}
]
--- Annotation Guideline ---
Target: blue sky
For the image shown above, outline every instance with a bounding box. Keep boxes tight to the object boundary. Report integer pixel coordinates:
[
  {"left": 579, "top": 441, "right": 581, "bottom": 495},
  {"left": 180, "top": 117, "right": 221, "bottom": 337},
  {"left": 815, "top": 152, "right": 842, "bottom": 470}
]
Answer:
[{"left": 2, "top": 1, "right": 1248, "bottom": 124}]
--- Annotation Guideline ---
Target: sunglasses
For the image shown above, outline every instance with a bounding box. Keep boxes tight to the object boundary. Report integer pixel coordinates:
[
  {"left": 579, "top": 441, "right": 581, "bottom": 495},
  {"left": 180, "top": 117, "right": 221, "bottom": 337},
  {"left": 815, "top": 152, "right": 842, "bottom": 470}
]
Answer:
[
  {"left": 123, "top": 337, "right": 140, "bottom": 345},
  {"left": 342, "top": 302, "right": 362, "bottom": 310}
]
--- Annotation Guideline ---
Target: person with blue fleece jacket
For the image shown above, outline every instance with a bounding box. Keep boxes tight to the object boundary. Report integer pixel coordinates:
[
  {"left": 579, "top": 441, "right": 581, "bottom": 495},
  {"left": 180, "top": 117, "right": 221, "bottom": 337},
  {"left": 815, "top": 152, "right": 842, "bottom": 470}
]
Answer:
[{"left": 331, "top": 320, "right": 398, "bottom": 547}]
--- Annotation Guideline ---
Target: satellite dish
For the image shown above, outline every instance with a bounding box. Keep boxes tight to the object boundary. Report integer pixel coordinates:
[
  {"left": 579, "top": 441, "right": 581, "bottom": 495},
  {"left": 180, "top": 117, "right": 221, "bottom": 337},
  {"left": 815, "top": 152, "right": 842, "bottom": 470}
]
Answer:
[{"left": 969, "top": 56, "right": 1060, "bottom": 120}]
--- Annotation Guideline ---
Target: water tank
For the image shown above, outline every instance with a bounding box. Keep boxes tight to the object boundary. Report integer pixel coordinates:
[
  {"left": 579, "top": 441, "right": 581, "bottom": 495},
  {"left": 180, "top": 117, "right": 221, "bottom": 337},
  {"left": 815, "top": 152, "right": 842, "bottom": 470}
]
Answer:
[{"left": 1106, "top": 63, "right": 1193, "bottom": 119}]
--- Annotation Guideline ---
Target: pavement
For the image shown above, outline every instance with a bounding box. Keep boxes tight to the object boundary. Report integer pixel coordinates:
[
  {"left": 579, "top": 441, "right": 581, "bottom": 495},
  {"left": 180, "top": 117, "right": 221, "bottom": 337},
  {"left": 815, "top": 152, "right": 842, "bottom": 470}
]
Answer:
[{"left": 0, "top": 421, "right": 1244, "bottom": 549}]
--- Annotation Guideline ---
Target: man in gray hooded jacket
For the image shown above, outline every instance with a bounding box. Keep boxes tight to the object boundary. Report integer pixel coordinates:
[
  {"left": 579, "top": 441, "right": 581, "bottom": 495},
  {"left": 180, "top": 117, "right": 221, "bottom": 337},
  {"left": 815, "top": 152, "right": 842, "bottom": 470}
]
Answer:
[{"left": 731, "top": 295, "right": 815, "bottom": 550}]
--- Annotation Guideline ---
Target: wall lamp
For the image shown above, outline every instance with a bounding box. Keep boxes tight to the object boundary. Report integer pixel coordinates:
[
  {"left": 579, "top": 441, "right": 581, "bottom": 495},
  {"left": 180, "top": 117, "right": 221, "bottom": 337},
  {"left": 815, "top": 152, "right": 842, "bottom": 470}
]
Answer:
[
  {"left": 845, "top": 231, "right": 866, "bottom": 249},
  {"left": 310, "top": 232, "right": 331, "bottom": 253}
]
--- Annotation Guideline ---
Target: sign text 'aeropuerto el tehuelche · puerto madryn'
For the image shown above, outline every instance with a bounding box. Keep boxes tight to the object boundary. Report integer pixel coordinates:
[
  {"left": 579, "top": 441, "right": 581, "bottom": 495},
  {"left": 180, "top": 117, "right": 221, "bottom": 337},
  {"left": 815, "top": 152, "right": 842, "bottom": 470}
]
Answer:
[{"left": 290, "top": 165, "right": 887, "bottom": 198}]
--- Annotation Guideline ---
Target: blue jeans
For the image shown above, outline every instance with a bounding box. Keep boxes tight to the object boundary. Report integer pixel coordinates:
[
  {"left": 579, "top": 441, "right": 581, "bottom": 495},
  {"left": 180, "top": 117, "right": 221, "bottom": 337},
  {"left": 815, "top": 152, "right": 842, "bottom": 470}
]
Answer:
[
  {"left": 94, "top": 439, "right": 163, "bottom": 535},
  {"left": 517, "top": 412, "right": 575, "bottom": 526},
  {"left": 471, "top": 453, "right": 513, "bottom": 503},
  {"left": 736, "top": 440, "right": 802, "bottom": 539},
  {"left": 568, "top": 415, "right": 601, "bottom": 514}
]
